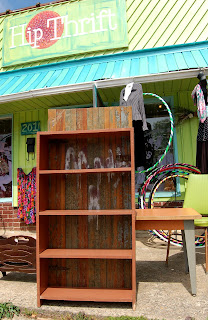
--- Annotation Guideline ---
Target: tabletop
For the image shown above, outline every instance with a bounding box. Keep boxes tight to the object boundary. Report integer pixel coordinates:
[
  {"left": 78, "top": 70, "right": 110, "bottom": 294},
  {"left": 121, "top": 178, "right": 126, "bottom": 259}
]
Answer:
[{"left": 135, "top": 208, "right": 202, "bottom": 220}]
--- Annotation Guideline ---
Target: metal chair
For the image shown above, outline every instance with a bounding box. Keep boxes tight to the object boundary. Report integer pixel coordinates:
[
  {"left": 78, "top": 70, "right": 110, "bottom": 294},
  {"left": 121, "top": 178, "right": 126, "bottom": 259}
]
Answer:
[{"left": 166, "top": 174, "right": 208, "bottom": 273}]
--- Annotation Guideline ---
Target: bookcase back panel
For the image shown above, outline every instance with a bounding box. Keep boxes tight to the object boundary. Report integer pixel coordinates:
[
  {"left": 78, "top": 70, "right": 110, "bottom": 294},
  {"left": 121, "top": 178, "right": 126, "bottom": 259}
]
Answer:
[
  {"left": 48, "top": 215, "right": 132, "bottom": 249},
  {"left": 46, "top": 258, "right": 132, "bottom": 289},
  {"left": 47, "top": 134, "right": 131, "bottom": 170},
  {"left": 65, "top": 173, "right": 131, "bottom": 210},
  {"left": 40, "top": 173, "right": 131, "bottom": 210}
]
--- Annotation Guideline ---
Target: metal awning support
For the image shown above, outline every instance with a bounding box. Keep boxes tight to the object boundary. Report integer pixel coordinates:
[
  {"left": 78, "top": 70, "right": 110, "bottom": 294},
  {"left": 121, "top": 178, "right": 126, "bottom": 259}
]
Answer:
[{"left": 93, "top": 83, "right": 105, "bottom": 108}]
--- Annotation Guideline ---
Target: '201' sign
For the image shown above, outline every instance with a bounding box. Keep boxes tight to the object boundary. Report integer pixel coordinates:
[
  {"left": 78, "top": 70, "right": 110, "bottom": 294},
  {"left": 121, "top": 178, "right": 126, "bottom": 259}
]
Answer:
[{"left": 21, "top": 121, "right": 41, "bottom": 135}]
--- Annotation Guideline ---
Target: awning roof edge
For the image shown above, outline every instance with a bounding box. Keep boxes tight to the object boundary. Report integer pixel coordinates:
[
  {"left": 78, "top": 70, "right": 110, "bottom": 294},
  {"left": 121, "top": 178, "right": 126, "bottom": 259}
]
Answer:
[
  {"left": 0, "top": 68, "right": 204, "bottom": 104},
  {"left": 1, "top": 40, "right": 208, "bottom": 78},
  {"left": 0, "top": 40, "right": 208, "bottom": 104}
]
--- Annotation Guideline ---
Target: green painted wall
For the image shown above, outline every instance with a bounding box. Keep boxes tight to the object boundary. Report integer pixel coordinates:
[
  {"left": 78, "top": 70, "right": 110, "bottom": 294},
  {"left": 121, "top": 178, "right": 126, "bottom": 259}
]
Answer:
[
  {"left": 13, "top": 109, "right": 48, "bottom": 207},
  {"left": 10, "top": 79, "right": 200, "bottom": 206},
  {"left": 0, "top": 0, "right": 207, "bottom": 71}
]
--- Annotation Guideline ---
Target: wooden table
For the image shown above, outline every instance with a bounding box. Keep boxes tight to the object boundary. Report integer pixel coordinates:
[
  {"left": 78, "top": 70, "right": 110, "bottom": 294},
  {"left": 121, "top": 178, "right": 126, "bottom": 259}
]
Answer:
[{"left": 135, "top": 208, "right": 202, "bottom": 295}]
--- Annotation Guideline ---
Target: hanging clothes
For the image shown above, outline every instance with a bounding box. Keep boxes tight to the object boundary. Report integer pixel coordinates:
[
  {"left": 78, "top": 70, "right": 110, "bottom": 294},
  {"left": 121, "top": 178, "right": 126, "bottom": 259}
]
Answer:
[
  {"left": 123, "top": 82, "right": 134, "bottom": 101},
  {"left": 17, "top": 167, "right": 36, "bottom": 224},
  {"left": 191, "top": 76, "right": 208, "bottom": 173},
  {"left": 191, "top": 83, "right": 207, "bottom": 123},
  {"left": 120, "top": 82, "right": 148, "bottom": 129},
  {"left": 132, "top": 120, "right": 146, "bottom": 167},
  {"left": 120, "top": 82, "right": 148, "bottom": 168}
]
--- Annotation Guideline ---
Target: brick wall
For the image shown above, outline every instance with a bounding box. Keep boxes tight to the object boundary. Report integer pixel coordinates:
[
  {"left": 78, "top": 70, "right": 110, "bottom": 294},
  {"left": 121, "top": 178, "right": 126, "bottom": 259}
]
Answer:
[{"left": 0, "top": 202, "right": 36, "bottom": 231}]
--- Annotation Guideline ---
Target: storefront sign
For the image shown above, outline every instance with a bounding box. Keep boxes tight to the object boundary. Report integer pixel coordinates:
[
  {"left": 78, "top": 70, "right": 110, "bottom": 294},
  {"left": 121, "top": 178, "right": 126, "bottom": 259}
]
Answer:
[
  {"left": 21, "top": 121, "right": 40, "bottom": 135},
  {"left": 2, "top": 0, "right": 128, "bottom": 66}
]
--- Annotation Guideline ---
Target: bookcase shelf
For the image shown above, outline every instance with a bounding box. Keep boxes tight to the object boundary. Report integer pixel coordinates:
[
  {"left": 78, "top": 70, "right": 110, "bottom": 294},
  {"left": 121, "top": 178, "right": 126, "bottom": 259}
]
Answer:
[
  {"left": 39, "top": 249, "right": 133, "bottom": 259},
  {"left": 36, "top": 127, "right": 136, "bottom": 309},
  {"left": 40, "top": 288, "right": 133, "bottom": 302},
  {"left": 39, "top": 209, "right": 133, "bottom": 216},
  {"left": 39, "top": 168, "right": 132, "bottom": 174}
]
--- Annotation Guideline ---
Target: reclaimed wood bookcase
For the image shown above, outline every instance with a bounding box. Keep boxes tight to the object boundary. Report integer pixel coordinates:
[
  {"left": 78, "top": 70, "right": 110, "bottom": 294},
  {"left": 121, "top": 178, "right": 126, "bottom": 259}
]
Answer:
[{"left": 36, "top": 127, "right": 136, "bottom": 309}]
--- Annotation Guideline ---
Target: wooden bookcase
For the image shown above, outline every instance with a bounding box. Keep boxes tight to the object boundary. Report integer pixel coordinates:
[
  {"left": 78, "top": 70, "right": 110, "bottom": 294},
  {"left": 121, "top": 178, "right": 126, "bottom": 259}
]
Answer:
[{"left": 36, "top": 127, "right": 136, "bottom": 309}]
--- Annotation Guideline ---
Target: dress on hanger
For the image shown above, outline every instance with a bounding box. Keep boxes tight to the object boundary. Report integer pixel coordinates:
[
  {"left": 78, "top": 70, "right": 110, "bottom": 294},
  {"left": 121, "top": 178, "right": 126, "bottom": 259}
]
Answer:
[
  {"left": 120, "top": 83, "right": 148, "bottom": 169},
  {"left": 17, "top": 167, "right": 36, "bottom": 224},
  {"left": 191, "top": 78, "right": 208, "bottom": 173}
]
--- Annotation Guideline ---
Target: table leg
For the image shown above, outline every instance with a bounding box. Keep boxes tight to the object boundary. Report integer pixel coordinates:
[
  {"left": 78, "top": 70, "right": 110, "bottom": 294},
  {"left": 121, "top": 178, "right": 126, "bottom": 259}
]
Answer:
[
  {"left": 181, "top": 230, "right": 189, "bottom": 274},
  {"left": 184, "top": 220, "right": 196, "bottom": 296}
]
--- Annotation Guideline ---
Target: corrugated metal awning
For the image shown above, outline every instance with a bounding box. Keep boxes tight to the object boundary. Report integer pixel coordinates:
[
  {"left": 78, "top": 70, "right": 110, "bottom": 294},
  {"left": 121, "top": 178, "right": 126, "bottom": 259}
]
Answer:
[{"left": 0, "top": 41, "right": 208, "bottom": 105}]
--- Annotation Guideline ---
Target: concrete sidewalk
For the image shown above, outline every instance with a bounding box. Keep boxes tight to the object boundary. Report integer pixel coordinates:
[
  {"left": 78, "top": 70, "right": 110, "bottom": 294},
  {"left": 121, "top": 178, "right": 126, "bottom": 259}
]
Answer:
[{"left": 1, "top": 230, "right": 208, "bottom": 320}]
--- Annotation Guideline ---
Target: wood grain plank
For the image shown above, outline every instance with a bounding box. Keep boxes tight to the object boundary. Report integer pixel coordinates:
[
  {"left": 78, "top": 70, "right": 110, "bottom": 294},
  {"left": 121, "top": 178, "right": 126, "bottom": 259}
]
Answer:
[
  {"left": 60, "top": 140, "right": 66, "bottom": 287},
  {"left": 120, "top": 106, "right": 132, "bottom": 128},
  {"left": 78, "top": 107, "right": 88, "bottom": 294},
  {"left": 92, "top": 108, "right": 99, "bottom": 130},
  {"left": 66, "top": 109, "right": 77, "bottom": 131},
  {"left": 87, "top": 108, "right": 93, "bottom": 130},
  {"left": 109, "top": 107, "right": 116, "bottom": 129},
  {"left": 70, "top": 218, "right": 78, "bottom": 287},
  {"left": 48, "top": 141, "right": 58, "bottom": 286},
  {"left": 40, "top": 287, "right": 133, "bottom": 301},
  {"left": 48, "top": 109, "right": 56, "bottom": 131},
  {"left": 124, "top": 260, "right": 132, "bottom": 289},
  {"left": 106, "top": 259, "right": 114, "bottom": 288},
  {"left": 56, "top": 109, "right": 66, "bottom": 131},
  {"left": 115, "top": 107, "right": 121, "bottom": 128},
  {"left": 98, "top": 107, "right": 105, "bottom": 129},
  {"left": 104, "top": 107, "right": 110, "bottom": 129},
  {"left": 99, "top": 259, "right": 107, "bottom": 288}
]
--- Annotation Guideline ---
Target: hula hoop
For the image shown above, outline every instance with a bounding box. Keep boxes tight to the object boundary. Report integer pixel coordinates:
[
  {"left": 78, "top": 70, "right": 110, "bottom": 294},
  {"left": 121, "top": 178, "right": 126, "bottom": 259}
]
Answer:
[
  {"left": 148, "top": 174, "right": 187, "bottom": 209},
  {"left": 136, "top": 93, "right": 174, "bottom": 174},
  {"left": 138, "top": 163, "right": 200, "bottom": 209}
]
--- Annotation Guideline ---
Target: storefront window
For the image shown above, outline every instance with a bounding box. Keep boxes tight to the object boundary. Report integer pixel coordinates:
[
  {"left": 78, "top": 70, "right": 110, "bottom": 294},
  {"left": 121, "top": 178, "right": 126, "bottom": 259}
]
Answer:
[
  {"left": 0, "top": 118, "right": 12, "bottom": 198},
  {"left": 145, "top": 103, "right": 174, "bottom": 169},
  {"left": 135, "top": 102, "right": 175, "bottom": 194}
]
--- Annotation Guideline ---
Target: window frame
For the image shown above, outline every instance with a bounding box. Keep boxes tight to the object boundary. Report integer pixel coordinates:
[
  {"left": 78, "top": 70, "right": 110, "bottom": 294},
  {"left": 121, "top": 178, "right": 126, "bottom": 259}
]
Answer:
[{"left": 0, "top": 114, "right": 13, "bottom": 203}]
